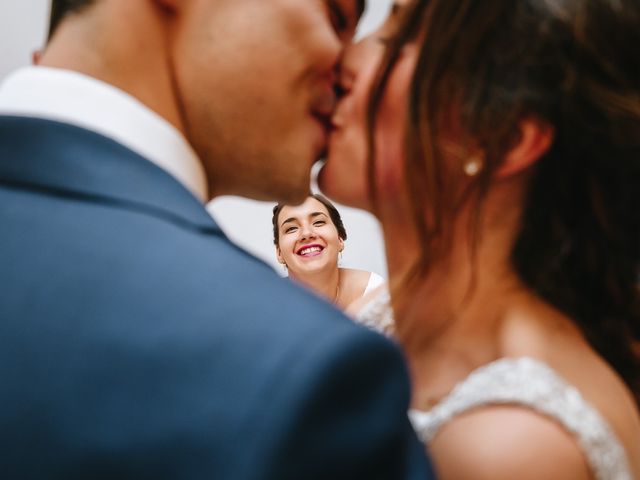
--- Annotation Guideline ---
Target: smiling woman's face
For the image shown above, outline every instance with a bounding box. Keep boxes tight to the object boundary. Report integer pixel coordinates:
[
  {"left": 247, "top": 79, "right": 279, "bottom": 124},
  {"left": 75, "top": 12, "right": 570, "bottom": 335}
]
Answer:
[
  {"left": 275, "top": 197, "right": 344, "bottom": 279},
  {"left": 318, "top": 0, "right": 417, "bottom": 211}
]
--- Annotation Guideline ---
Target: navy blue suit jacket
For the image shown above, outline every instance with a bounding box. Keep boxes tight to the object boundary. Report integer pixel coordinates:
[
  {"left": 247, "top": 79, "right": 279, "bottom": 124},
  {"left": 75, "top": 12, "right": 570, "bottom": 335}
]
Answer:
[{"left": 0, "top": 116, "right": 434, "bottom": 479}]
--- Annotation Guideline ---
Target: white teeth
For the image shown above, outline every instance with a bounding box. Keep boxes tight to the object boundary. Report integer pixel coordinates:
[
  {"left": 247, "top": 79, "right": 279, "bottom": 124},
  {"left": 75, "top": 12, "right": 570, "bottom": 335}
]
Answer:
[{"left": 299, "top": 246, "right": 322, "bottom": 256}]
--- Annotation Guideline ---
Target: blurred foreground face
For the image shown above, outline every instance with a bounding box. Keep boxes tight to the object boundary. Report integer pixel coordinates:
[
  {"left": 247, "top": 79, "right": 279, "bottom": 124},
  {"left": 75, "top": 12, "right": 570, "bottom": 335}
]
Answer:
[
  {"left": 319, "top": 0, "right": 415, "bottom": 210},
  {"left": 170, "top": 0, "right": 362, "bottom": 203}
]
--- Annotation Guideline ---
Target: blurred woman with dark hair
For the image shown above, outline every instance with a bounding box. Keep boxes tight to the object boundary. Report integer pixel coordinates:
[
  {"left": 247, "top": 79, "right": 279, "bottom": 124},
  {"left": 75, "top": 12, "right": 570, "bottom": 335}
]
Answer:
[
  {"left": 320, "top": 0, "right": 640, "bottom": 477},
  {"left": 272, "top": 194, "right": 385, "bottom": 316}
]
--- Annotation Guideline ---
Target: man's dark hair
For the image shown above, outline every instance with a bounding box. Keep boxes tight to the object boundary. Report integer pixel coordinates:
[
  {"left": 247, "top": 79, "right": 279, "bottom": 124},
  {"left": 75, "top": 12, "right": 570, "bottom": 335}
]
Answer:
[{"left": 48, "top": 0, "right": 97, "bottom": 39}]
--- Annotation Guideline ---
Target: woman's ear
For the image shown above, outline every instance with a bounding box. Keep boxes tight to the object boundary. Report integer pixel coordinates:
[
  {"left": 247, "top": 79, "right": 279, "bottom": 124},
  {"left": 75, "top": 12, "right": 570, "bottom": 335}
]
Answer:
[
  {"left": 496, "top": 118, "right": 554, "bottom": 178},
  {"left": 276, "top": 247, "right": 285, "bottom": 265},
  {"left": 338, "top": 238, "right": 345, "bottom": 252}
]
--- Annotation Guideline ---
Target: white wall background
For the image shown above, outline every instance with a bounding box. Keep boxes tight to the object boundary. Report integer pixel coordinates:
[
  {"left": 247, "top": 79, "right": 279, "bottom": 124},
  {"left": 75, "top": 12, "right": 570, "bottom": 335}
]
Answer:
[{"left": 1, "top": 0, "right": 394, "bottom": 277}]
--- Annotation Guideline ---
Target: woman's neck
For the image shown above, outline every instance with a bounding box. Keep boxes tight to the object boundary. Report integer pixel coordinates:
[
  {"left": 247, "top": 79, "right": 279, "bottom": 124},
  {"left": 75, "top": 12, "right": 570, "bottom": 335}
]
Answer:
[
  {"left": 381, "top": 190, "right": 531, "bottom": 404},
  {"left": 383, "top": 179, "right": 528, "bottom": 342},
  {"left": 290, "top": 268, "right": 341, "bottom": 305}
]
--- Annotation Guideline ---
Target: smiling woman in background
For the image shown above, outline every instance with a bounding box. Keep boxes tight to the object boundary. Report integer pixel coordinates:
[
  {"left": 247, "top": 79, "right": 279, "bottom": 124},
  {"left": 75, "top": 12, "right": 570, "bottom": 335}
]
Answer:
[{"left": 272, "top": 194, "right": 384, "bottom": 312}]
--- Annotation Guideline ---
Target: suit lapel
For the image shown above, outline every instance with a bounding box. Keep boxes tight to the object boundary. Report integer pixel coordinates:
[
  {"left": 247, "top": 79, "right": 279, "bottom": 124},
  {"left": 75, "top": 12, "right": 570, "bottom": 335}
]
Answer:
[{"left": 0, "top": 116, "right": 222, "bottom": 235}]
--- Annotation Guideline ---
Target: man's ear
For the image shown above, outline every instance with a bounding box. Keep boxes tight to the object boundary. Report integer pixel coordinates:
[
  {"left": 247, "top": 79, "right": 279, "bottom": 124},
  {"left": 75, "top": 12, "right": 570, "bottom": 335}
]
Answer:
[{"left": 496, "top": 119, "right": 554, "bottom": 178}]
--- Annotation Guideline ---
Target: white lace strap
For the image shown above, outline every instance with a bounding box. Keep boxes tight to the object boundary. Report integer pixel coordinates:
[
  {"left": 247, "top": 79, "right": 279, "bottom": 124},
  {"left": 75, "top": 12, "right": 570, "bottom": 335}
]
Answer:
[
  {"left": 353, "top": 288, "right": 395, "bottom": 337},
  {"left": 409, "top": 357, "right": 632, "bottom": 480}
]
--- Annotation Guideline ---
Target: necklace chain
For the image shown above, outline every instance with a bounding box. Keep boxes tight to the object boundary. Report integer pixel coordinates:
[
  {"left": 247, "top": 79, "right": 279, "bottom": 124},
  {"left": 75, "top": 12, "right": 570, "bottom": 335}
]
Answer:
[{"left": 333, "top": 270, "right": 341, "bottom": 304}]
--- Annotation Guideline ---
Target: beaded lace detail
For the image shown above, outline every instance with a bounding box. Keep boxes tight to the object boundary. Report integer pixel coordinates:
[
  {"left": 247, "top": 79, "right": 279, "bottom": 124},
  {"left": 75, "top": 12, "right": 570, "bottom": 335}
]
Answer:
[
  {"left": 409, "top": 357, "right": 632, "bottom": 480},
  {"left": 352, "top": 287, "right": 395, "bottom": 337}
]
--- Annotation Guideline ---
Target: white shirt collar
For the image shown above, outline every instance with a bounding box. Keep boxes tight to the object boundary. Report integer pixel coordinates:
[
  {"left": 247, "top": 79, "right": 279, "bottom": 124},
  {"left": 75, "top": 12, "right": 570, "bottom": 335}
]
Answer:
[{"left": 0, "top": 66, "right": 208, "bottom": 202}]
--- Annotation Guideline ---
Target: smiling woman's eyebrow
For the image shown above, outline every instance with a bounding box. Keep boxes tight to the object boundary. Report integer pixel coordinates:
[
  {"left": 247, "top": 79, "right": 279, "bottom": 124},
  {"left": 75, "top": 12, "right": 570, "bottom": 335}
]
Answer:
[{"left": 280, "top": 217, "right": 298, "bottom": 228}]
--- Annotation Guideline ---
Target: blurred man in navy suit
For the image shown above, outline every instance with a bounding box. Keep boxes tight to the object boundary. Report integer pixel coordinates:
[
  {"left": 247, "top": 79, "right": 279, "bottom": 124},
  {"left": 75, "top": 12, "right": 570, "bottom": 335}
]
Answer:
[{"left": 0, "top": 0, "right": 433, "bottom": 478}]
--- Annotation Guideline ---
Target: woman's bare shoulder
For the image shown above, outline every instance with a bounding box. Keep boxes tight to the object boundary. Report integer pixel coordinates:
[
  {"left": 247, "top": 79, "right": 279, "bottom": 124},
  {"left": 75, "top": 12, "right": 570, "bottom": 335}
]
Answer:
[
  {"left": 429, "top": 405, "right": 592, "bottom": 480},
  {"left": 499, "top": 304, "right": 640, "bottom": 471}
]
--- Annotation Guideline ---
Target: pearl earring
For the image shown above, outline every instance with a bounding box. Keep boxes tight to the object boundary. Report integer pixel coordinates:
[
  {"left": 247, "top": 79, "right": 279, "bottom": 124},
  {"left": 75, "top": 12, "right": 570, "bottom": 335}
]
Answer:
[{"left": 463, "top": 157, "right": 483, "bottom": 176}]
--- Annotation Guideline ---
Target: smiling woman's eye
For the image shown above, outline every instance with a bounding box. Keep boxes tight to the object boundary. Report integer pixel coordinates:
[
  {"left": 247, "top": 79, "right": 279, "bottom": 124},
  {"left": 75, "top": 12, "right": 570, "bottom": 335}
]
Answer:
[
  {"left": 284, "top": 226, "right": 298, "bottom": 234},
  {"left": 314, "top": 220, "right": 327, "bottom": 226}
]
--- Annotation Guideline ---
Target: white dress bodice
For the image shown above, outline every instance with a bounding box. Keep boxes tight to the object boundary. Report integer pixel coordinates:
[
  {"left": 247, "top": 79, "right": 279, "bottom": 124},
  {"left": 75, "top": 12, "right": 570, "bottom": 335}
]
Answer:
[
  {"left": 409, "top": 357, "right": 633, "bottom": 480},
  {"left": 352, "top": 286, "right": 395, "bottom": 337},
  {"left": 362, "top": 272, "right": 385, "bottom": 296}
]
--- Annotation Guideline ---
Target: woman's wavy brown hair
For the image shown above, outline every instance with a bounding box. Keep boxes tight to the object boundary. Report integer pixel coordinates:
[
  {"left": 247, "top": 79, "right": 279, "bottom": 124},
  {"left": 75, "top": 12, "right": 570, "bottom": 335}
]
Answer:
[{"left": 368, "top": 0, "right": 640, "bottom": 401}]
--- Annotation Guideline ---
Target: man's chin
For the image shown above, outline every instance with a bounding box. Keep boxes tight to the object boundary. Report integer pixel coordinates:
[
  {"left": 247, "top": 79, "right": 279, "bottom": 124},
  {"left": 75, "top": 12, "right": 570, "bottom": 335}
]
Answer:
[
  {"left": 244, "top": 179, "right": 311, "bottom": 205},
  {"left": 279, "top": 187, "right": 312, "bottom": 206}
]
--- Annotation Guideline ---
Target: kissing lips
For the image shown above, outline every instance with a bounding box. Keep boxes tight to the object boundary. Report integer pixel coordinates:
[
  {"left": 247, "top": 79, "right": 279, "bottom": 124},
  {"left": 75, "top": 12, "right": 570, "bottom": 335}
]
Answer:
[
  {"left": 311, "top": 85, "right": 338, "bottom": 118},
  {"left": 310, "top": 85, "right": 338, "bottom": 159},
  {"left": 311, "top": 87, "right": 338, "bottom": 131},
  {"left": 330, "top": 92, "right": 354, "bottom": 130}
]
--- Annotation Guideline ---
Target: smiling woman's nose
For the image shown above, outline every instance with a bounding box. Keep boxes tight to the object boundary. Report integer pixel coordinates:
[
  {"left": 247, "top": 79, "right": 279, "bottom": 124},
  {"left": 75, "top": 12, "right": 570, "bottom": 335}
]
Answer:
[{"left": 300, "top": 223, "right": 316, "bottom": 238}]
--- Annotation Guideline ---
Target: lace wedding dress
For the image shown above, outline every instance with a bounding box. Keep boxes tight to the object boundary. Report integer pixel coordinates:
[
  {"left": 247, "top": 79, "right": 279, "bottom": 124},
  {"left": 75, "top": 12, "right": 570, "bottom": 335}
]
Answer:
[
  {"left": 409, "top": 357, "right": 633, "bottom": 480},
  {"left": 352, "top": 290, "right": 633, "bottom": 479},
  {"left": 352, "top": 287, "right": 395, "bottom": 337}
]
